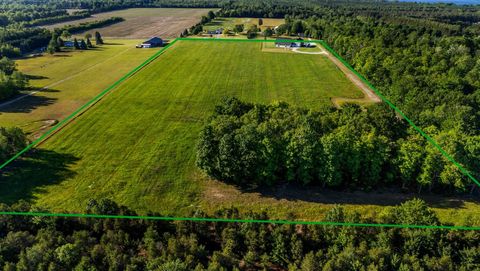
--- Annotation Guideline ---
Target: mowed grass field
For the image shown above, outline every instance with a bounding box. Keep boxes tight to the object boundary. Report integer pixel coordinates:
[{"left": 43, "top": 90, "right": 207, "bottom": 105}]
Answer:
[
  {"left": 43, "top": 8, "right": 213, "bottom": 38},
  {"left": 3, "top": 40, "right": 477, "bottom": 225},
  {"left": 0, "top": 40, "right": 159, "bottom": 138},
  {"left": 1, "top": 40, "right": 363, "bottom": 213}
]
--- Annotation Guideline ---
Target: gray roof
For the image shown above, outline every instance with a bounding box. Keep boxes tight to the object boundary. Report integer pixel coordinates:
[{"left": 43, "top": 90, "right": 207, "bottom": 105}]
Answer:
[{"left": 143, "top": 37, "right": 163, "bottom": 44}]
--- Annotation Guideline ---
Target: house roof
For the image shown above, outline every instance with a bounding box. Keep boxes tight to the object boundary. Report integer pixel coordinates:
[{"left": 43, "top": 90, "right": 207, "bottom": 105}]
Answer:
[{"left": 143, "top": 37, "right": 162, "bottom": 44}]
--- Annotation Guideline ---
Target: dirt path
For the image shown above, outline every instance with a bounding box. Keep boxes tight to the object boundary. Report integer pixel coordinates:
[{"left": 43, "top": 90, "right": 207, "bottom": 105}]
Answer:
[
  {"left": 312, "top": 42, "right": 381, "bottom": 107},
  {"left": 0, "top": 47, "right": 131, "bottom": 109},
  {"left": 291, "top": 47, "right": 327, "bottom": 55}
]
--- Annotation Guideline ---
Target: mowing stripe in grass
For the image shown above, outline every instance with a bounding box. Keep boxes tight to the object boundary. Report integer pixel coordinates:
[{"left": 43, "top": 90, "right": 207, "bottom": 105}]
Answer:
[
  {"left": 178, "top": 37, "right": 480, "bottom": 187},
  {"left": 0, "top": 39, "right": 178, "bottom": 171},
  {"left": 0, "top": 211, "right": 479, "bottom": 230}
]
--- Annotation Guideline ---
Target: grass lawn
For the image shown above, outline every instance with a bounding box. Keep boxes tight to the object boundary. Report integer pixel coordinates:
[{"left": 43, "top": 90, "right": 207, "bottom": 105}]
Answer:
[
  {"left": 42, "top": 8, "right": 213, "bottom": 38},
  {"left": 0, "top": 39, "right": 158, "bottom": 137},
  {"left": 2, "top": 39, "right": 478, "bottom": 226}
]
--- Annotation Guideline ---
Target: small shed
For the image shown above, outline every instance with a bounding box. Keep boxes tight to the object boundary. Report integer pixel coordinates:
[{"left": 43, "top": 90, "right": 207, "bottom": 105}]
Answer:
[
  {"left": 140, "top": 37, "right": 163, "bottom": 48},
  {"left": 207, "top": 28, "right": 223, "bottom": 35}
]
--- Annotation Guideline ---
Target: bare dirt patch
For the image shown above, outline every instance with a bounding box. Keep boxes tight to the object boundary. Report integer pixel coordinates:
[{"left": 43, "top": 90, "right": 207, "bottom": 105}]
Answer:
[
  {"left": 200, "top": 178, "right": 480, "bottom": 222},
  {"left": 86, "top": 16, "right": 203, "bottom": 38},
  {"left": 43, "top": 8, "right": 213, "bottom": 38}
]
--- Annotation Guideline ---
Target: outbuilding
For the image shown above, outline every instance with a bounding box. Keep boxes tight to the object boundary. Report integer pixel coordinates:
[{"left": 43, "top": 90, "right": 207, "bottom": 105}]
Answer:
[{"left": 137, "top": 37, "right": 163, "bottom": 48}]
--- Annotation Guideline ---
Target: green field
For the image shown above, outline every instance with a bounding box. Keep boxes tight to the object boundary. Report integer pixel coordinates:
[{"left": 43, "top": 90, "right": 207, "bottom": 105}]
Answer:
[
  {"left": 0, "top": 40, "right": 158, "bottom": 137},
  {"left": 1, "top": 40, "right": 362, "bottom": 212},
  {"left": 3, "top": 39, "right": 478, "bottom": 225}
]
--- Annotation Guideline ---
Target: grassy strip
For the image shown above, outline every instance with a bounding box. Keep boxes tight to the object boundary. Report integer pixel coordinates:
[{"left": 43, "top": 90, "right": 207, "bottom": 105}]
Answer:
[
  {"left": 1, "top": 211, "right": 479, "bottom": 230},
  {"left": 0, "top": 38, "right": 478, "bottom": 230}
]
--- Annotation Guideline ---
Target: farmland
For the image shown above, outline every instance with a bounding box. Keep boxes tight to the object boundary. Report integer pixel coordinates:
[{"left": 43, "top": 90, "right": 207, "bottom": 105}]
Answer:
[
  {"left": 0, "top": 40, "right": 364, "bottom": 214},
  {"left": 203, "top": 17, "right": 285, "bottom": 32},
  {"left": 2, "top": 39, "right": 479, "bottom": 226},
  {"left": 43, "top": 8, "right": 214, "bottom": 38},
  {"left": 0, "top": 40, "right": 159, "bottom": 138}
]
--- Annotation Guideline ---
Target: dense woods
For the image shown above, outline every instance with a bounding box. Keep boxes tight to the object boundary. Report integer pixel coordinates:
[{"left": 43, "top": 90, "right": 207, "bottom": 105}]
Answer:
[
  {"left": 0, "top": 127, "right": 27, "bottom": 161},
  {"left": 197, "top": 98, "right": 480, "bottom": 193},
  {"left": 0, "top": 57, "right": 27, "bottom": 101},
  {"left": 1, "top": 198, "right": 479, "bottom": 270},
  {"left": 194, "top": 0, "right": 480, "bottom": 196},
  {"left": 0, "top": 1, "right": 479, "bottom": 269}
]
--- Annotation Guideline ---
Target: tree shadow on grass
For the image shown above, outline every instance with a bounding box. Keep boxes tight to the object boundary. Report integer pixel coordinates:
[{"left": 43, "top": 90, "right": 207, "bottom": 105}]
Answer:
[
  {"left": 87, "top": 47, "right": 106, "bottom": 51},
  {"left": 25, "top": 74, "right": 49, "bottom": 80},
  {"left": 205, "top": 21, "right": 224, "bottom": 27},
  {"left": 238, "top": 182, "right": 480, "bottom": 210},
  {"left": 26, "top": 87, "right": 60, "bottom": 93},
  {"left": 0, "top": 149, "right": 79, "bottom": 204},
  {"left": 102, "top": 42, "right": 124, "bottom": 46},
  {"left": 0, "top": 94, "right": 57, "bottom": 113}
]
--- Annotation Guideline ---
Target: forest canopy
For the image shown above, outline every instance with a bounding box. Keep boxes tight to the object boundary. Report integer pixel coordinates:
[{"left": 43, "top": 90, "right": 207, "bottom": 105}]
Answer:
[
  {"left": 0, "top": 198, "right": 479, "bottom": 270},
  {"left": 197, "top": 98, "right": 480, "bottom": 193}
]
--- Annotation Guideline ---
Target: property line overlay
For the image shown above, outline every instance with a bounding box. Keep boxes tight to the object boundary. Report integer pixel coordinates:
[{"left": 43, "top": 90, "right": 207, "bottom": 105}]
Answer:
[
  {"left": 0, "top": 37, "right": 478, "bottom": 230},
  {"left": 0, "top": 211, "right": 479, "bottom": 231},
  {"left": 0, "top": 39, "right": 178, "bottom": 170}
]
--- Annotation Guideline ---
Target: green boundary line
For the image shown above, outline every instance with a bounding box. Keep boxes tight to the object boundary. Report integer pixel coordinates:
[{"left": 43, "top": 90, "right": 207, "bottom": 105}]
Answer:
[
  {"left": 0, "top": 39, "right": 178, "bottom": 170},
  {"left": 0, "top": 211, "right": 479, "bottom": 231},
  {"left": 177, "top": 37, "right": 479, "bottom": 187},
  {"left": 317, "top": 40, "right": 480, "bottom": 188},
  {"left": 0, "top": 37, "right": 478, "bottom": 230}
]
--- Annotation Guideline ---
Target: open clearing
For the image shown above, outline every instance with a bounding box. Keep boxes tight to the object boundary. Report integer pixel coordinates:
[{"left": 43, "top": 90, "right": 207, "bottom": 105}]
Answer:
[
  {"left": 2, "top": 39, "right": 476, "bottom": 225},
  {"left": 1, "top": 40, "right": 363, "bottom": 213},
  {"left": 43, "top": 8, "right": 213, "bottom": 38},
  {"left": 0, "top": 39, "right": 158, "bottom": 138}
]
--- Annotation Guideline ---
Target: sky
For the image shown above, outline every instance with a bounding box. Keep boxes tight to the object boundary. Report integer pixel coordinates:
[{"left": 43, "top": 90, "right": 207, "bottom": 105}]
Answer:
[{"left": 397, "top": 0, "right": 479, "bottom": 4}]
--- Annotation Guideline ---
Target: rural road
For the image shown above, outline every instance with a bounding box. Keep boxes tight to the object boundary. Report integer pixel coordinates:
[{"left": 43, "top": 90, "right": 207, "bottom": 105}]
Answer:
[
  {"left": 293, "top": 40, "right": 382, "bottom": 106},
  {"left": 317, "top": 44, "right": 381, "bottom": 104}
]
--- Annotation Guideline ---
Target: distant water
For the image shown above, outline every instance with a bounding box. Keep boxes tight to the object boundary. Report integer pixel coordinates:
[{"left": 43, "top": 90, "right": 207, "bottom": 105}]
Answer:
[{"left": 397, "top": 0, "right": 479, "bottom": 4}]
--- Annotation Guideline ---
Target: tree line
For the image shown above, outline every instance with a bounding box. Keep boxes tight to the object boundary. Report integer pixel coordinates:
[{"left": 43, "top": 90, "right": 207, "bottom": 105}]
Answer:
[
  {"left": 0, "top": 198, "right": 478, "bottom": 270},
  {"left": 26, "top": 11, "right": 91, "bottom": 27},
  {"left": 200, "top": 1, "right": 480, "bottom": 195},
  {"left": 52, "top": 17, "right": 124, "bottom": 36},
  {"left": 0, "top": 57, "right": 27, "bottom": 102},
  {"left": 197, "top": 98, "right": 480, "bottom": 194}
]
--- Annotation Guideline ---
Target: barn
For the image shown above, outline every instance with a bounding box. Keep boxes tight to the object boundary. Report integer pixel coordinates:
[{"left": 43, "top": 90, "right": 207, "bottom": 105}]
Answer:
[{"left": 137, "top": 37, "right": 163, "bottom": 48}]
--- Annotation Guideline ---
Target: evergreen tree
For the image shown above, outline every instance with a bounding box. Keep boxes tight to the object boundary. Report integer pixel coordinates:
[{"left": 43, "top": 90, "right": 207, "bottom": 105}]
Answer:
[
  {"left": 79, "top": 39, "right": 88, "bottom": 50},
  {"left": 207, "top": 10, "right": 215, "bottom": 20},
  {"left": 47, "top": 33, "right": 59, "bottom": 54},
  {"left": 57, "top": 37, "right": 64, "bottom": 47},
  {"left": 73, "top": 38, "right": 80, "bottom": 49},
  {"left": 94, "top": 31, "right": 103, "bottom": 45},
  {"left": 86, "top": 38, "right": 93, "bottom": 48}
]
